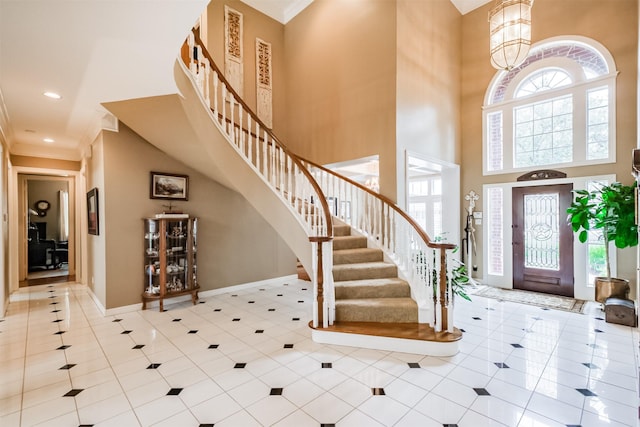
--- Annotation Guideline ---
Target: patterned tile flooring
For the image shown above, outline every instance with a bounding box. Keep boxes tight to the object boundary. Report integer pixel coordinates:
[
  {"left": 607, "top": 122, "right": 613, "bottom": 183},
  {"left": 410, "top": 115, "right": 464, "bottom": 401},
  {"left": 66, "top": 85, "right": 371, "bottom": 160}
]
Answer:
[{"left": 0, "top": 279, "right": 638, "bottom": 426}]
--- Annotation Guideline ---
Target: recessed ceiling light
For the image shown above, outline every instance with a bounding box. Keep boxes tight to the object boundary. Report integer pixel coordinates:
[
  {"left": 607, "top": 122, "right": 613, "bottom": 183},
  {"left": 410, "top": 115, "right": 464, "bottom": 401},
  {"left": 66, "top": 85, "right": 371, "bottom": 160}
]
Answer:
[
  {"left": 43, "top": 138, "right": 55, "bottom": 143},
  {"left": 43, "top": 91, "right": 62, "bottom": 99}
]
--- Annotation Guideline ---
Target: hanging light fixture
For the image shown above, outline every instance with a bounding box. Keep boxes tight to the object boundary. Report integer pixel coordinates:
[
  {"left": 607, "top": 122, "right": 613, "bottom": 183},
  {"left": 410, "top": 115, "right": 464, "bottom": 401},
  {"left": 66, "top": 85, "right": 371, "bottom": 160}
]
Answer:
[{"left": 489, "top": 0, "right": 534, "bottom": 70}]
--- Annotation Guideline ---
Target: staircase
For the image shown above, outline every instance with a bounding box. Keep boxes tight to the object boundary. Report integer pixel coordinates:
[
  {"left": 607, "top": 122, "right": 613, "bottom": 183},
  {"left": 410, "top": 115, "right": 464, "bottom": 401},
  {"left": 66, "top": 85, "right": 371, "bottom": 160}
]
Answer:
[
  {"left": 105, "top": 29, "right": 462, "bottom": 355},
  {"left": 332, "top": 220, "right": 418, "bottom": 323}
]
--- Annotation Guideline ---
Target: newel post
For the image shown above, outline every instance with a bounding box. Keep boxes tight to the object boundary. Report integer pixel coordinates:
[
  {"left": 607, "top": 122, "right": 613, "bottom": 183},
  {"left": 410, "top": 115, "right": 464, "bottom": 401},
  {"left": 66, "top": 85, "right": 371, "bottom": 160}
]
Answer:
[{"left": 439, "top": 247, "right": 448, "bottom": 332}]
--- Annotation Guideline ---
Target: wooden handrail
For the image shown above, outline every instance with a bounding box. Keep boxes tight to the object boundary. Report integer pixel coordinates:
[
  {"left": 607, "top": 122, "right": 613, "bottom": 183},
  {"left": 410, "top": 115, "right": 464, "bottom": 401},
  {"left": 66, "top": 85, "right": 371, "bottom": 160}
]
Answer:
[
  {"left": 299, "top": 156, "right": 457, "bottom": 251},
  {"left": 188, "top": 29, "right": 333, "bottom": 239}
]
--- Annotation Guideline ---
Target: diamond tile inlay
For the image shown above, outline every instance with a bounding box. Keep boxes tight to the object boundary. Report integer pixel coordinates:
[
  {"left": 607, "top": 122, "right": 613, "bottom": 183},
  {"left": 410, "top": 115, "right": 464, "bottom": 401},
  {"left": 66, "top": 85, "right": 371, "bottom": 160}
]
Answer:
[
  {"left": 59, "top": 364, "right": 76, "bottom": 370},
  {"left": 132, "top": 344, "right": 145, "bottom": 349},
  {"left": 284, "top": 344, "right": 294, "bottom": 349},
  {"left": 270, "top": 388, "right": 283, "bottom": 395},
  {"left": 56, "top": 345, "right": 71, "bottom": 350},
  {"left": 322, "top": 363, "right": 332, "bottom": 368},
  {"left": 494, "top": 362, "right": 509, "bottom": 368},
  {"left": 474, "top": 388, "right": 491, "bottom": 396},
  {"left": 208, "top": 344, "right": 219, "bottom": 349},
  {"left": 576, "top": 388, "right": 597, "bottom": 396},
  {"left": 167, "top": 388, "right": 183, "bottom": 395},
  {"left": 234, "top": 363, "right": 246, "bottom": 368},
  {"left": 372, "top": 388, "right": 385, "bottom": 395},
  {"left": 63, "top": 389, "right": 83, "bottom": 397},
  {"left": 511, "top": 343, "right": 524, "bottom": 348},
  {"left": 408, "top": 362, "right": 420, "bottom": 368},
  {"left": 147, "top": 363, "right": 161, "bottom": 369}
]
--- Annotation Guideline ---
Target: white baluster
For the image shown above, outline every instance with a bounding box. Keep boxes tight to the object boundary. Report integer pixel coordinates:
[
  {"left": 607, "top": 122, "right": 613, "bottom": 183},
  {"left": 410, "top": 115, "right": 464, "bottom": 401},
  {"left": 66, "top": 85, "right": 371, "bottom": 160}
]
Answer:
[
  {"left": 229, "top": 95, "right": 235, "bottom": 142},
  {"left": 221, "top": 85, "right": 227, "bottom": 132},
  {"left": 245, "top": 115, "right": 251, "bottom": 162},
  {"left": 311, "top": 242, "right": 319, "bottom": 328},
  {"left": 262, "top": 130, "right": 268, "bottom": 179},
  {"left": 213, "top": 71, "right": 219, "bottom": 120},
  {"left": 238, "top": 106, "right": 244, "bottom": 154}
]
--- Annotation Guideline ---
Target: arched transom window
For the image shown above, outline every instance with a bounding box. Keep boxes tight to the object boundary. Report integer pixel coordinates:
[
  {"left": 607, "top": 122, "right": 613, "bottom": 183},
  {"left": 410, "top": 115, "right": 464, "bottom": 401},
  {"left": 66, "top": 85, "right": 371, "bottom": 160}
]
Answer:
[{"left": 483, "top": 36, "right": 617, "bottom": 174}]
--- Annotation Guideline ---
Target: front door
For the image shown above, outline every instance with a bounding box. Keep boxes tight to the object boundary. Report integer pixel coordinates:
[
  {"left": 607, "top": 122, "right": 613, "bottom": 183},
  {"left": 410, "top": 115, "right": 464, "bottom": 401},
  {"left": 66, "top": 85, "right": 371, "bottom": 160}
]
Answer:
[{"left": 512, "top": 184, "right": 574, "bottom": 297}]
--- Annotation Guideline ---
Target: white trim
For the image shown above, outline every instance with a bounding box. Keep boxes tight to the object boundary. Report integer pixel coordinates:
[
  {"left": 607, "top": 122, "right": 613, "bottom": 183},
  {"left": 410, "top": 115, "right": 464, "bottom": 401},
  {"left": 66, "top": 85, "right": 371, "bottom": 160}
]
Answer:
[
  {"left": 482, "top": 174, "right": 616, "bottom": 301},
  {"left": 97, "top": 274, "right": 299, "bottom": 316},
  {"left": 311, "top": 328, "right": 459, "bottom": 356}
]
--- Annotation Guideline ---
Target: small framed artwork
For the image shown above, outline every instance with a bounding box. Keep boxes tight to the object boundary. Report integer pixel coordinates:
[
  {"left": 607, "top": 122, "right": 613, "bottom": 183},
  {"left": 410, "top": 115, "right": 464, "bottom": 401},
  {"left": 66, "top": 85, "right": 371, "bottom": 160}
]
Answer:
[
  {"left": 150, "top": 172, "right": 189, "bottom": 201},
  {"left": 87, "top": 188, "right": 99, "bottom": 235}
]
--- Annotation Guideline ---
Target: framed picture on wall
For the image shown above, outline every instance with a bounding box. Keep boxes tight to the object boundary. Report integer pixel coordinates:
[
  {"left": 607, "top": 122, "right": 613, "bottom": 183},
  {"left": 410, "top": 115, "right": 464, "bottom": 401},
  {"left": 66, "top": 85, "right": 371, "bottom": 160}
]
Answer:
[
  {"left": 87, "top": 188, "right": 99, "bottom": 235},
  {"left": 150, "top": 172, "right": 189, "bottom": 201}
]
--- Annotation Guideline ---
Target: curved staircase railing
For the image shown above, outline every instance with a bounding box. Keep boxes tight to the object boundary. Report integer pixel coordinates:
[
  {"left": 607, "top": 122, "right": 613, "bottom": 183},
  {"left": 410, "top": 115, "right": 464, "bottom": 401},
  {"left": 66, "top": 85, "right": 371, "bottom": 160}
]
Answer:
[
  {"left": 301, "top": 159, "right": 458, "bottom": 332},
  {"left": 181, "top": 29, "right": 459, "bottom": 334},
  {"left": 182, "top": 30, "right": 334, "bottom": 328}
]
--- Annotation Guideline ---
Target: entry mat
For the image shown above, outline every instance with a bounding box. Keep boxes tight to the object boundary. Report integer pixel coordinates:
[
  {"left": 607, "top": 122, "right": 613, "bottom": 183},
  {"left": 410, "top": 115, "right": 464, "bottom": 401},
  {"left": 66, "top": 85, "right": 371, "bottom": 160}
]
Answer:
[{"left": 472, "top": 285, "right": 587, "bottom": 314}]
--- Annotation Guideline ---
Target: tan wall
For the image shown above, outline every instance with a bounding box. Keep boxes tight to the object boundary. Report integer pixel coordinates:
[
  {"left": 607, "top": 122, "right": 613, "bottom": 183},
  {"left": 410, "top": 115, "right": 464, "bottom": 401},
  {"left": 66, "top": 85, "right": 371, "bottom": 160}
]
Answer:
[
  {"left": 87, "top": 134, "right": 106, "bottom": 305},
  {"left": 10, "top": 155, "right": 81, "bottom": 171},
  {"left": 101, "top": 124, "right": 295, "bottom": 309},
  {"left": 284, "top": 0, "right": 398, "bottom": 199},
  {"left": 396, "top": 0, "right": 461, "bottom": 202},
  {"left": 461, "top": 0, "right": 638, "bottom": 281},
  {"left": 205, "top": 0, "right": 287, "bottom": 136}
]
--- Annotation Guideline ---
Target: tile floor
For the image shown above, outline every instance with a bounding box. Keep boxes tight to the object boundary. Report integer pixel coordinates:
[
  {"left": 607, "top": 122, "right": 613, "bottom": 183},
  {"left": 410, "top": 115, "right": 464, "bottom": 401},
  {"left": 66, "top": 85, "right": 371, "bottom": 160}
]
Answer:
[{"left": 0, "top": 279, "right": 638, "bottom": 427}]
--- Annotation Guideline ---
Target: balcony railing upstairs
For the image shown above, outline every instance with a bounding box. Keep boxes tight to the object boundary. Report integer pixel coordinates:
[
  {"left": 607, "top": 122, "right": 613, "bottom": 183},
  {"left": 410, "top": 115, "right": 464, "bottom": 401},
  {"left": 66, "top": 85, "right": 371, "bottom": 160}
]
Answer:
[
  {"left": 301, "top": 160, "right": 459, "bottom": 333},
  {"left": 182, "top": 30, "right": 334, "bottom": 329},
  {"left": 181, "top": 29, "right": 460, "bottom": 335}
]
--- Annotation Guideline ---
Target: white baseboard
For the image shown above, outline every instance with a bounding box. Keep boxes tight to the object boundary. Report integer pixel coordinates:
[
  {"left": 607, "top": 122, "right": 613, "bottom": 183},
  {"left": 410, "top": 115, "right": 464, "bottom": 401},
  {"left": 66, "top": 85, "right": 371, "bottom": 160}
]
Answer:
[
  {"left": 311, "top": 328, "right": 459, "bottom": 357},
  {"left": 99, "top": 274, "right": 298, "bottom": 316}
]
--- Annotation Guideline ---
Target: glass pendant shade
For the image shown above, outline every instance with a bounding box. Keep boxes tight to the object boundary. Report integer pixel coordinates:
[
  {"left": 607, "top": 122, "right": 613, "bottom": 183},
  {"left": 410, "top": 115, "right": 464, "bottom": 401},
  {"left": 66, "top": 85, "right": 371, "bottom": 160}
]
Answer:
[{"left": 489, "top": 0, "right": 534, "bottom": 70}]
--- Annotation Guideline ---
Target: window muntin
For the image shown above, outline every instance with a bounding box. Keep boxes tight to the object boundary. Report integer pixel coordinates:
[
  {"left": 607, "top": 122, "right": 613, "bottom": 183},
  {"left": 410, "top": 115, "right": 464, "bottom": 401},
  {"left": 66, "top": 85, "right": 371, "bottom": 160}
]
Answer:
[
  {"left": 587, "top": 87, "right": 609, "bottom": 160},
  {"left": 514, "top": 94, "right": 573, "bottom": 168},
  {"left": 515, "top": 68, "right": 572, "bottom": 98},
  {"left": 483, "top": 38, "right": 616, "bottom": 175}
]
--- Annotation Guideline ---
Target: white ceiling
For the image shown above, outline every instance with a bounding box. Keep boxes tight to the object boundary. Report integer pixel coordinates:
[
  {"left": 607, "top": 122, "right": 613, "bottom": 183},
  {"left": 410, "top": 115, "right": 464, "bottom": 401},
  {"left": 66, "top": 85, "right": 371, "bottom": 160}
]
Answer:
[{"left": 0, "top": 0, "right": 490, "bottom": 161}]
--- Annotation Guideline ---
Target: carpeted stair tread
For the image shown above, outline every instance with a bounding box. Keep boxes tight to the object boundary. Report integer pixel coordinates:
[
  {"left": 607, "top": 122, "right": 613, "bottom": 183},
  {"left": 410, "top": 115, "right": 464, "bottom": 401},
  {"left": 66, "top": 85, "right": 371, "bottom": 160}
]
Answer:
[
  {"left": 333, "top": 235, "right": 368, "bottom": 250},
  {"left": 335, "top": 298, "right": 418, "bottom": 323},
  {"left": 334, "top": 224, "right": 352, "bottom": 236},
  {"left": 333, "top": 247, "right": 383, "bottom": 265},
  {"left": 334, "top": 278, "right": 411, "bottom": 299},
  {"left": 332, "top": 261, "right": 398, "bottom": 281}
]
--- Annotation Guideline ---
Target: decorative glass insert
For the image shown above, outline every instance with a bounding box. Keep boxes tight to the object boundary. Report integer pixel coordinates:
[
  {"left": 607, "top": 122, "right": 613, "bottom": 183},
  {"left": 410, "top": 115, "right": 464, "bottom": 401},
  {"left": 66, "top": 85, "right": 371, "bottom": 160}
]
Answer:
[
  {"left": 487, "top": 112, "right": 503, "bottom": 171},
  {"left": 515, "top": 68, "right": 572, "bottom": 98},
  {"left": 487, "top": 187, "right": 504, "bottom": 276},
  {"left": 523, "top": 193, "right": 560, "bottom": 270},
  {"left": 514, "top": 94, "right": 573, "bottom": 168},
  {"left": 587, "top": 87, "right": 609, "bottom": 160}
]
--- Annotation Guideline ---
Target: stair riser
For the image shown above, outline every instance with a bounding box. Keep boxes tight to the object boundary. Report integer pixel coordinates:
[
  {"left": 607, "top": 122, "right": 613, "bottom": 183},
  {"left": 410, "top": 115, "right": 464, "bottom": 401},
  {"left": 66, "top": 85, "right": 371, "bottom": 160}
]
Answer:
[
  {"left": 334, "top": 225, "right": 351, "bottom": 237},
  {"left": 335, "top": 305, "right": 418, "bottom": 323},
  {"left": 333, "top": 237, "right": 368, "bottom": 250},
  {"left": 335, "top": 284, "right": 411, "bottom": 299},
  {"left": 333, "top": 265, "right": 397, "bottom": 281},
  {"left": 333, "top": 251, "right": 383, "bottom": 265}
]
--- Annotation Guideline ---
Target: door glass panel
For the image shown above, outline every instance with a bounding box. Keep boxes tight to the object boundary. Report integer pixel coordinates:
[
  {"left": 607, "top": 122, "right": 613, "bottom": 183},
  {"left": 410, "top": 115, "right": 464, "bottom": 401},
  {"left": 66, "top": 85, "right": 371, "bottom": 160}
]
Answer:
[{"left": 523, "top": 192, "right": 560, "bottom": 270}]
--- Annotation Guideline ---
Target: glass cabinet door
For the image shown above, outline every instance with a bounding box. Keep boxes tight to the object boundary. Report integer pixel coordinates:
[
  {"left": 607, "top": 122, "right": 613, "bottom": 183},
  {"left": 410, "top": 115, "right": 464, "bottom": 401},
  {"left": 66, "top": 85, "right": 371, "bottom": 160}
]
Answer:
[
  {"left": 165, "top": 219, "right": 188, "bottom": 293},
  {"left": 144, "top": 219, "right": 160, "bottom": 295}
]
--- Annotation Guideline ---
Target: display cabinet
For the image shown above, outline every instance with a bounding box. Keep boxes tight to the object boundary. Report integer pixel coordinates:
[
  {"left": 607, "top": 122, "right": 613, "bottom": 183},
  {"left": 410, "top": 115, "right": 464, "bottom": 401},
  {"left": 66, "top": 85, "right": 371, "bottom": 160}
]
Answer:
[{"left": 142, "top": 216, "right": 198, "bottom": 311}]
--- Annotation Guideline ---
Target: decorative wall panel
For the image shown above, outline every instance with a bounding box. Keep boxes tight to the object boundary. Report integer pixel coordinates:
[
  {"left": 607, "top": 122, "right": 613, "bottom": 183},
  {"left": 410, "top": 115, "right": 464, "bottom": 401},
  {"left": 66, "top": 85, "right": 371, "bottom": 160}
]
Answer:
[
  {"left": 224, "top": 6, "right": 243, "bottom": 97},
  {"left": 256, "top": 38, "right": 272, "bottom": 128}
]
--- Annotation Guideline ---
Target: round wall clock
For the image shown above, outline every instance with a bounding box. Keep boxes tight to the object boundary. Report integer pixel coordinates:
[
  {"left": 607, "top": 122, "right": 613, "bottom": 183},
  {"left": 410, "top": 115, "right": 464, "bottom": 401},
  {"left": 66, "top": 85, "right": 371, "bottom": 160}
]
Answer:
[{"left": 35, "top": 200, "right": 50, "bottom": 216}]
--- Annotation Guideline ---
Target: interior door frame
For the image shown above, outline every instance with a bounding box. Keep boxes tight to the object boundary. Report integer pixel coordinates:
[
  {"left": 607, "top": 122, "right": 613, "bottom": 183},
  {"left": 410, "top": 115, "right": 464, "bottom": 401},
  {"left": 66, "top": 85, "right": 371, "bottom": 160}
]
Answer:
[{"left": 10, "top": 166, "right": 81, "bottom": 292}]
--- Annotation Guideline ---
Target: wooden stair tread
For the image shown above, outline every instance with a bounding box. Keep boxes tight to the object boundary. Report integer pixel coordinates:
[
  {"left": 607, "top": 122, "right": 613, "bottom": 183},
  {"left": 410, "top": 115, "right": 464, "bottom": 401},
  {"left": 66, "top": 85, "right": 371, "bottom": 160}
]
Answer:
[{"left": 310, "top": 321, "right": 462, "bottom": 342}]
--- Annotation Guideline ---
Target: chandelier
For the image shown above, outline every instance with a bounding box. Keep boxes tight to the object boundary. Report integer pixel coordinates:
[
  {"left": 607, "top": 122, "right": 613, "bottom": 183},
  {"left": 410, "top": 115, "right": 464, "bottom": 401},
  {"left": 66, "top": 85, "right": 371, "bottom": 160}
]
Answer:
[{"left": 489, "top": 0, "right": 534, "bottom": 70}]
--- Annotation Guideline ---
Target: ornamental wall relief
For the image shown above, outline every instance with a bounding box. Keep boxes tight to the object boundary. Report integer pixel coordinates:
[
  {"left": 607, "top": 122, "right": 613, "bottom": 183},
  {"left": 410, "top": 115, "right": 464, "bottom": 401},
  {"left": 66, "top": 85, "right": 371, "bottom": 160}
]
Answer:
[
  {"left": 224, "top": 6, "right": 243, "bottom": 97},
  {"left": 256, "top": 38, "right": 273, "bottom": 129}
]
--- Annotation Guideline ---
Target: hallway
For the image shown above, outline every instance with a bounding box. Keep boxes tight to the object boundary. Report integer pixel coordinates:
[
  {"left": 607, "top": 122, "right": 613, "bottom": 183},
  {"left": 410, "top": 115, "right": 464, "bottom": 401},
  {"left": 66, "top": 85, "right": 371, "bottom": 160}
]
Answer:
[{"left": 0, "top": 280, "right": 637, "bottom": 426}]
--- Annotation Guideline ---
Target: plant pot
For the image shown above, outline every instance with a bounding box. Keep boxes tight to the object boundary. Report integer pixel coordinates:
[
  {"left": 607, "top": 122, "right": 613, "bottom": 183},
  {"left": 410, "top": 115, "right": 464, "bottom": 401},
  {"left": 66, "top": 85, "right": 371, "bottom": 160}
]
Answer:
[{"left": 594, "top": 277, "right": 630, "bottom": 304}]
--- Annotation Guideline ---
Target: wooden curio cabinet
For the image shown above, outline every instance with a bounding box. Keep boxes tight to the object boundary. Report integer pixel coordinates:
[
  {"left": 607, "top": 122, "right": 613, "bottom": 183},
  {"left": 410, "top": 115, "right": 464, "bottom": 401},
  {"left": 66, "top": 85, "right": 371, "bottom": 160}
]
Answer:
[{"left": 142, "top": 216, "right": 198, "bottom": 311}]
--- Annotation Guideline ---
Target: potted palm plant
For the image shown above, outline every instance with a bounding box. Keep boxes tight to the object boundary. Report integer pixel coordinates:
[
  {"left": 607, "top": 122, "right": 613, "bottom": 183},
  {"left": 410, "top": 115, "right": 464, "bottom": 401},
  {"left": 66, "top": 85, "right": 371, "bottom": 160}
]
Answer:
[{"left": 566, "top": 181, "right": 638, "bottom": 303}]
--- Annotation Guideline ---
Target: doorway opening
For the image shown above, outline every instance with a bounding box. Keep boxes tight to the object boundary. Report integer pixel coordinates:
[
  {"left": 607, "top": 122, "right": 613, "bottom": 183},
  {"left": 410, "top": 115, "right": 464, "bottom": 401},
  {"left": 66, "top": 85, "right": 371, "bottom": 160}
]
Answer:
[
  {"left": 405, "top": 153, "right": 460, "bottom": 247},
  {"left": 19, "top": 174, "right": 76, "bottom": 287}
]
